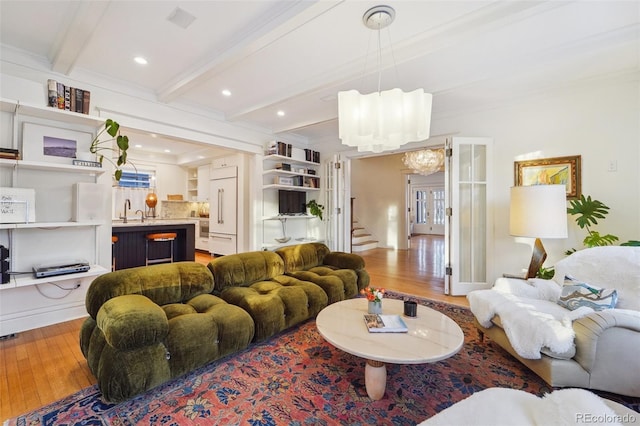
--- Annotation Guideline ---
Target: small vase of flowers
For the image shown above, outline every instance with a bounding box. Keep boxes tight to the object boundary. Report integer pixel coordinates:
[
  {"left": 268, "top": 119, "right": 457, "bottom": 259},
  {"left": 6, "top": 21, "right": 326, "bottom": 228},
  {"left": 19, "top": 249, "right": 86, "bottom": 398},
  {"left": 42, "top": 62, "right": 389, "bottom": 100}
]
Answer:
[{"left": 362, "top": 287, "right": 385, "bottom": 314}]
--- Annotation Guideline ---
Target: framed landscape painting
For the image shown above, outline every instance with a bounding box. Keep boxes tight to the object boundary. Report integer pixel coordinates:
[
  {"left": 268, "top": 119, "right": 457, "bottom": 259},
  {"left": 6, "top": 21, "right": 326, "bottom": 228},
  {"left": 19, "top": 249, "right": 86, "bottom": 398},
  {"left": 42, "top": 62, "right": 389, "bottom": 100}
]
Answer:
[
  {"left": 22, "top": 122, "right": 92, "bottom": 164},
  {"left": 514, "top": 155, "right": 581, "bottom": 199}
]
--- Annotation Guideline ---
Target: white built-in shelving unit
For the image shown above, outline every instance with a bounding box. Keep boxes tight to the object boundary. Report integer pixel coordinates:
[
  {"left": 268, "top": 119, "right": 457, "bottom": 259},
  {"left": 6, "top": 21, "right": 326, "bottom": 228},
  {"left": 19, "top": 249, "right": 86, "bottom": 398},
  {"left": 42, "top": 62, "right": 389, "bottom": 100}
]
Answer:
[
  {"left": 262, "top": 152, "right": 323, "bottom": 249},
  {"left": 0, "top": 97, "right": 110, "bottom": 336}
]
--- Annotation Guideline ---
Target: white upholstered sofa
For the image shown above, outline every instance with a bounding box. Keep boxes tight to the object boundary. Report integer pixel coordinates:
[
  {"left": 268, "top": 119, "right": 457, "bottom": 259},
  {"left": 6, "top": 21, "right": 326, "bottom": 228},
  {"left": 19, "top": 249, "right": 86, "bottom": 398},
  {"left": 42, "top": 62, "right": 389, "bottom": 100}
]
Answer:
[{"left": 468, "top": 246, "right": 640, "bottom": 397}]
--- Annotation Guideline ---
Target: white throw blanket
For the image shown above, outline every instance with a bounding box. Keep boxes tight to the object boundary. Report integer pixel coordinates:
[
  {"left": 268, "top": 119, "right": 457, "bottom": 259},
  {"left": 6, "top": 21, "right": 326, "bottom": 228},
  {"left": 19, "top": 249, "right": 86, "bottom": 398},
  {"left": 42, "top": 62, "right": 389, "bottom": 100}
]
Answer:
[
  {"left": 468, "top": 279, "right": 595, "bottom": 359},
  {"left": 419, "top": 388, "right": 628, "bottom": 426}
]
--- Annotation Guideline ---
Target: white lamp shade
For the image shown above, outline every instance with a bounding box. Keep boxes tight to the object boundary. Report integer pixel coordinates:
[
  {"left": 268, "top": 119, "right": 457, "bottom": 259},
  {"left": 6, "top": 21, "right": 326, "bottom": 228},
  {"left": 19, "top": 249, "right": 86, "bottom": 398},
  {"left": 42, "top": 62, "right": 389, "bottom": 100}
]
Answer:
[
  {"left": 338, "top": 88, "right": 432, "bottom": 153},
  {"left": 509, "top": 185, "right": 568, "bottom": 238}
]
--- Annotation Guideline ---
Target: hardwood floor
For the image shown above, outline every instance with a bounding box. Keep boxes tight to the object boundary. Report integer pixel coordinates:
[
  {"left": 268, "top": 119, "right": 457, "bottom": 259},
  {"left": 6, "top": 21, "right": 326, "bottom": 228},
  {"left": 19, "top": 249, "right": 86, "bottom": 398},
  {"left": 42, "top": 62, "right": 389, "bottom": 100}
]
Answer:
[{"left": 0, "top": 235, "right": 466, "bottom": 421}]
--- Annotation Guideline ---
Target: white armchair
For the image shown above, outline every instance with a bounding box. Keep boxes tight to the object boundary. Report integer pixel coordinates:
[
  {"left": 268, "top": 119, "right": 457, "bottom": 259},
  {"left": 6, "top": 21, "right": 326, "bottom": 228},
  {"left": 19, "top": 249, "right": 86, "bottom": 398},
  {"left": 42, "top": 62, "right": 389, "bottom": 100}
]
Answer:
[{"left": 468, "top": 246, "right": 640, "bottom": 397}]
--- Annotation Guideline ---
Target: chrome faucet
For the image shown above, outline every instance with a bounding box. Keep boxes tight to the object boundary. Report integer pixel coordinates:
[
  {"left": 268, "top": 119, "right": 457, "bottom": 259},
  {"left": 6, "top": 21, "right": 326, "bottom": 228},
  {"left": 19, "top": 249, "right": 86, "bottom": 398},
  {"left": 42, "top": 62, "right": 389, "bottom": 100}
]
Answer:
[
  {"left": 121, "top": 199, "right": 131, "bottom": 223},
  {"left": 135, "top": 209, "right": 145, "bottom": 223}
]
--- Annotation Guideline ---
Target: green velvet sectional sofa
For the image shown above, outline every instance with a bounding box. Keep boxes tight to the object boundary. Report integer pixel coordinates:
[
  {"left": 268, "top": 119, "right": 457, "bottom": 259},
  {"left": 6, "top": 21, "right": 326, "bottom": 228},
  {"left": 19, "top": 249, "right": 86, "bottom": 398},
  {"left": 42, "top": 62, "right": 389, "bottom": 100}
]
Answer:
[{"left": 80, "top": 243, "right": 369, "bottom": 402}]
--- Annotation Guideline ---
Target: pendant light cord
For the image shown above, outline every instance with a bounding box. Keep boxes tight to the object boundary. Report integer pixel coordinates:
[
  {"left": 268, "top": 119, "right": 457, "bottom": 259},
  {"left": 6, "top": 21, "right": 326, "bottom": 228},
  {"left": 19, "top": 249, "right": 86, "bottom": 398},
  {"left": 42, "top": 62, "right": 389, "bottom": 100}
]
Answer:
[{"left": 377, "top": 23, "right": 382, "bottom": 93}]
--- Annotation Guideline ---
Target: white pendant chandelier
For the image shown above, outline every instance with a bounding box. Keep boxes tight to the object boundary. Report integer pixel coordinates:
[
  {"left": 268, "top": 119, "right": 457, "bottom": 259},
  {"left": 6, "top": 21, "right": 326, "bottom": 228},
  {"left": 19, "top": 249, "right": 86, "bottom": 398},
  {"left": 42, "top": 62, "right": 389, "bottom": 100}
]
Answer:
[
  {"left": 338, "top": 5, "right": 432, "bottom": 153},
  {"left": 403, "top": 148, "right": 445, "bottom": 176}
]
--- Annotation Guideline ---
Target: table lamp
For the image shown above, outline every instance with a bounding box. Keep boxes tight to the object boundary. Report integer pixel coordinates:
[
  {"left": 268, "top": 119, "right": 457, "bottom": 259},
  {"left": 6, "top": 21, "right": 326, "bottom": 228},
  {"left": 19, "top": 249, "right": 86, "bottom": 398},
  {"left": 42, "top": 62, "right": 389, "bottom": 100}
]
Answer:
[{"left": 509, "top": 185, "right": 568, "bottom": 279}]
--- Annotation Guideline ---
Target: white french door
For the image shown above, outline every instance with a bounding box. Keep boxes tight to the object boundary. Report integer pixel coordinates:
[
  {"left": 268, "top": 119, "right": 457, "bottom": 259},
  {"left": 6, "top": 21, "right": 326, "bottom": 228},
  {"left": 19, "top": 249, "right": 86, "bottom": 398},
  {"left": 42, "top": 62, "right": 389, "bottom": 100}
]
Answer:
[
  {"left": 412, "top": 185, "right": 445, "bottom": 235},
  {"left": 325, "top": 155, "right": 350, "bottom": 252},
  {"left": 444, "top": 137, "right": 493, "bottom": 295}
]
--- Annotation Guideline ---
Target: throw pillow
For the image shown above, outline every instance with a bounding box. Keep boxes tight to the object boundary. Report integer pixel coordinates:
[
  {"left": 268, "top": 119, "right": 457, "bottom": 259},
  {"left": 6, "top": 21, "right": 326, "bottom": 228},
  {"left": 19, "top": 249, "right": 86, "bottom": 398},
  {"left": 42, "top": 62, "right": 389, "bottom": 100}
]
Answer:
[{"left": 557, "top": 275, "right": 618, "bottom": 311}]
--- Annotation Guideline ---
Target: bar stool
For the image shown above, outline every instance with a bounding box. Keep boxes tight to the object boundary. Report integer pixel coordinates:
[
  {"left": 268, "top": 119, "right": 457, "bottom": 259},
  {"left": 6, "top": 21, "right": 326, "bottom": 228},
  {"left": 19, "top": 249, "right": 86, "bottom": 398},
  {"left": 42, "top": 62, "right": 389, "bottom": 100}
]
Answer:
[
  {"left": 145, "top": 232, "right": 177, "bottom": 266},
  {"left": 111, "top": 236, "right": 118, "bottom": 271}
]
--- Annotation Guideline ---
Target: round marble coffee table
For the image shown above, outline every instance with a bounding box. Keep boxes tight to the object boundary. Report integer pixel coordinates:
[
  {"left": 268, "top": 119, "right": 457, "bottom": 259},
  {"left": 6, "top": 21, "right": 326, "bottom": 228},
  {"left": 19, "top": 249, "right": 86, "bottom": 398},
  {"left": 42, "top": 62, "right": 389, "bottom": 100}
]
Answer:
[{"left": 316, "top": 298, "right": 464, "bottom": 400}]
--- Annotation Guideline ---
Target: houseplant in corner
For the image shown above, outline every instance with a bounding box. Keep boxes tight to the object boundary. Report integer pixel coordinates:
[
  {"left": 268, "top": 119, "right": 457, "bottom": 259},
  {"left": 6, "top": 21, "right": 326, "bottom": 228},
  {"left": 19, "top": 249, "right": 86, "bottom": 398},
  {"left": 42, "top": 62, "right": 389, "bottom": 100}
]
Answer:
[
  {"left": 306, "top": 199, "right": 325, "bottom": 220},
  {"left": 565, "top": 194, "right": 639, "bottom": 254},
  {"left": 540, "top": 194, "right": 639, "bottom": 279},
  {"left": 90, "top": 118, "right": 132, "bottom": 181}
]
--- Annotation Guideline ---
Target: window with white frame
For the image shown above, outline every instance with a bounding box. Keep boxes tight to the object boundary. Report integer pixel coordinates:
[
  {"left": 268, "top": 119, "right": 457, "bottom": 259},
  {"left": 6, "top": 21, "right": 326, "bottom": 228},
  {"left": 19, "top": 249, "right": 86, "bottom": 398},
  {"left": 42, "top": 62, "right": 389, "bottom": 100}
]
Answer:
[{"left": 113, "top": 170, "right": 156, "bottom": 219}]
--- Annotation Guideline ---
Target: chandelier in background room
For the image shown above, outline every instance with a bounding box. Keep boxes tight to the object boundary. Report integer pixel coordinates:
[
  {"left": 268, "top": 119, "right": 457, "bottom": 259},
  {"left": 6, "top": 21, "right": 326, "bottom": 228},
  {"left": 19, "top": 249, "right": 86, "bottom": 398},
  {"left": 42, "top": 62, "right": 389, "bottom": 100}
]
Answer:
[
  {"left": 338, "top": 5, "right": 432, "bottom": 153},
  {"left": 403, "top": 148, "right": 445, "bottom": 176}
]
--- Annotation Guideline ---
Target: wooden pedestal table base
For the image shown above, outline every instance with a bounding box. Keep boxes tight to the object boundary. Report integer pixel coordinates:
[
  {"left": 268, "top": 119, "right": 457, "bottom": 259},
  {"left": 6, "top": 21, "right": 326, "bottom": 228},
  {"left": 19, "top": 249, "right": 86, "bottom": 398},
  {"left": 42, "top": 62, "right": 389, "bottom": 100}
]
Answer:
[
  {"left": 364, "top": 359, "right": 386, "bottom": 400},
  {"left": 316, "top": 298, "right": 464, "bottom": 401}
]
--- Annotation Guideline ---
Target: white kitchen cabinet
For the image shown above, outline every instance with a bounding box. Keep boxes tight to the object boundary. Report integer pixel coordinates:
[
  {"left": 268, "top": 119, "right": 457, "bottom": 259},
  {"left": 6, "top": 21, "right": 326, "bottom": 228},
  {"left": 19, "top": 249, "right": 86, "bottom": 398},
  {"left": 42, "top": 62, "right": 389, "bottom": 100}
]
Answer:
[
  {"left": 209, "top": 166, "right": 237, "bottom": 255},
  {"left": 212, "top": 155, "right": 238, "bottom": 169},
  {"left": 196, "top": 164, "right": 210, "bottom": 201},
  {"left": 187, "top": 167, "right": 198, "bottom": 201}
]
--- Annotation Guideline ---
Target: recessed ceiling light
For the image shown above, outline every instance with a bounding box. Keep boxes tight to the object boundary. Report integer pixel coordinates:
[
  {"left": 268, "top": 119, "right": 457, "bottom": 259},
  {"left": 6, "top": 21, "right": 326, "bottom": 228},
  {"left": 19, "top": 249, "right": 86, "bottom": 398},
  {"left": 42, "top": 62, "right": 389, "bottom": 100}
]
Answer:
[
  {"left": 150, "top": 133, "right": 157, "bottom": 138},
  {"left": 221, "top": 89, "right": 231, "bottom": 97},
  {"left": 277, "top": 110, "right": 285, "bottom": 117},
  {"left": 135, "top": 144, "right": 143, "bottom": 148},
  {"left": 164, "top": 149, "right": 171, "bottom": 153},
  {"left": 134, "top": 56, "right": 148, "bottom": 65}
]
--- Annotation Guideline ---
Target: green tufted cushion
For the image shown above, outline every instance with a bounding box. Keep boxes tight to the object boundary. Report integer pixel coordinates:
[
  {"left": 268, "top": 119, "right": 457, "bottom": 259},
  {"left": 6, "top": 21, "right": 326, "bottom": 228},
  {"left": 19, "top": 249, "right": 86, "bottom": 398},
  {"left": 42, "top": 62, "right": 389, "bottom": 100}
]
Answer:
[
  {"left": 96, "top": 294, "right": 168, "bottom": 351},
  {"left": 275, "top": 243, "right": 331, "bottom": 272},
  {"left": 164, "top": 294, "right": 254, "bottom": 378},
  {"left": 85, "top": 262, "right": 214, "bottom": 319},
  {"left": 323, "top": 251, "right": 365, "bottom": 270},
  {"left": 208, "top": 251, "right": 284, "bottom": 293}
]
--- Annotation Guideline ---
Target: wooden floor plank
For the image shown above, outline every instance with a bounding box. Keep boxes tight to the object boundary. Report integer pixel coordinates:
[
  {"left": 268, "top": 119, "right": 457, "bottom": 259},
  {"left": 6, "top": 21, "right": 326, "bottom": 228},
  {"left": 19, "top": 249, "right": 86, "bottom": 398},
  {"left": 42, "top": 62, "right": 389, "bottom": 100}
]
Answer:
[{"left": 1, "top": 235, "right": 462, "bottom": 421}]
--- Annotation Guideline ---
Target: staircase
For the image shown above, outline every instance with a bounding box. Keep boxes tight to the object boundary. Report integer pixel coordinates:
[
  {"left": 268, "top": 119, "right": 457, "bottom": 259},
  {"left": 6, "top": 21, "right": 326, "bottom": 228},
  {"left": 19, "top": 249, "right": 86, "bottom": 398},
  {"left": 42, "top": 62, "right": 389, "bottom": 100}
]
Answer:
[{"left": 351, "top": 220, "right": 378, "bottom": 252}]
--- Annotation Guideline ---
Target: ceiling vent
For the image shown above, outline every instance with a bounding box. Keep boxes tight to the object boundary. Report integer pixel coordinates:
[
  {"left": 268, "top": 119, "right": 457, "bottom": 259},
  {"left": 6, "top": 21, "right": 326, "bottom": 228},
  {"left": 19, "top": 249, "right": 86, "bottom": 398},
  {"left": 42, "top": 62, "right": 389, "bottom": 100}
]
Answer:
[{"left": 167, "top": 7, "right": 196, "bottom": 29}]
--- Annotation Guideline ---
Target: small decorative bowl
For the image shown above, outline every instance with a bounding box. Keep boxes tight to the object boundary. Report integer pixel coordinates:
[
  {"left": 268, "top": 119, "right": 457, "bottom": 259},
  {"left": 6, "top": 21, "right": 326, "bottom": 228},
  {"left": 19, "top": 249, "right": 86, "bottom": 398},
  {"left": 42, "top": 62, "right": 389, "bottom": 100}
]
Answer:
[{"left": 275, "top": 237, "right": 291, "bottom": 243}]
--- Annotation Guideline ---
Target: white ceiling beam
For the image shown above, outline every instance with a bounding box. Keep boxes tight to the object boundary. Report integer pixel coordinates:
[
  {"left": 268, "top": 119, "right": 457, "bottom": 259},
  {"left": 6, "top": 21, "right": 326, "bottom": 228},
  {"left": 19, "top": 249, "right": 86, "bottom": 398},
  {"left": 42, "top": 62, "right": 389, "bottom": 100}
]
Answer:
[
  {"left": 51, "top": 1, "right": 111, "bottom": 75},
  {"left": 224, "top": 0, "right": 563, "bottom": 123},
  {"left": 157, "top": 0, "right": 343, "bottom": 103}
]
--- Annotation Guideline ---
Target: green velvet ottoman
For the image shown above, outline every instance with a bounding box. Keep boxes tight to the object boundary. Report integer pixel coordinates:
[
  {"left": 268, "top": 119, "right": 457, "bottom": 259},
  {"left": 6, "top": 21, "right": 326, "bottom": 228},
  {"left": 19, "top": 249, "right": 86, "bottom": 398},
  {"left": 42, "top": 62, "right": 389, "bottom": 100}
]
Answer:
[{"left": 80, "top": 262, "right": 254, "bottom": 402}]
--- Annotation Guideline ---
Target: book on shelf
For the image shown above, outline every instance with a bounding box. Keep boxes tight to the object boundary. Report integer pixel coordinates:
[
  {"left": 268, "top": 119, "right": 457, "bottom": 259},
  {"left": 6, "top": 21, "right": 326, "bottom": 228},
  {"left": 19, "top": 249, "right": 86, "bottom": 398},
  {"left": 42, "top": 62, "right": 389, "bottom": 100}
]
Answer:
[
  {"left": 47, "top": 79, "right": 57, "bottom": 107},
  {"left": 0, "top": 148, "right": 20, "bottom": 160},
  {"left": 364, "top": 314, "right": 408, "bottom": 333},
  {"left": 47, "top": 79, "right": 90, "bottom": 114}
]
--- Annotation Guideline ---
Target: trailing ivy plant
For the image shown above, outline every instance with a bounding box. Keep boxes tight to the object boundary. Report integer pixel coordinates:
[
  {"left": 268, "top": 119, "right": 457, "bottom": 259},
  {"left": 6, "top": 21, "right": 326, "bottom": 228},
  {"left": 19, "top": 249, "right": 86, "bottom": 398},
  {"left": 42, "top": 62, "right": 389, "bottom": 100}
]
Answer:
[
  {"left": 306, "top": 199, "right": 325, "bottom": 220},
  {"left": 90, "top": 119, "right": 132, "bottom": 181}
]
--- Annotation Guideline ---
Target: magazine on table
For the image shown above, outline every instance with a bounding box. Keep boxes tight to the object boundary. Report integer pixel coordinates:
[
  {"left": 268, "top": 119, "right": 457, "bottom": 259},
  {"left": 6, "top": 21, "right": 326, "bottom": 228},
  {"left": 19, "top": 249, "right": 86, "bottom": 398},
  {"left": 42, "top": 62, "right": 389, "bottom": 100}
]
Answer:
[{"left": 364, "top": 314, "right": 408, "bottom": 333}]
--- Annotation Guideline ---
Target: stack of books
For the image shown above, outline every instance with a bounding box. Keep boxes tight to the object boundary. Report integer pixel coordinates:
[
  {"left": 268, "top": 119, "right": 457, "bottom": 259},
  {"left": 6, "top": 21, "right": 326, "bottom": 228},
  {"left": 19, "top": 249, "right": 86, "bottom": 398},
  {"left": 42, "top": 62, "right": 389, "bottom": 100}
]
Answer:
[
  {"left": 0, "top": 148, "right": 20, "bottom": 160},
  {"left": 47, "top": 79, "right": 91, "bottom": 114}
]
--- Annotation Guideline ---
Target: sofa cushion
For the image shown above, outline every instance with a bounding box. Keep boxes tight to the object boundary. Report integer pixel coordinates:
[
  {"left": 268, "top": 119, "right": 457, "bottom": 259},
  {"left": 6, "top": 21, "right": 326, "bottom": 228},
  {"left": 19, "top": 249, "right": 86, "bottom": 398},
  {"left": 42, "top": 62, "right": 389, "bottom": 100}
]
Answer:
[
  {"left": 276, "top": 242, "right": 330, "bottom": 271},
  {"left": 86, "top": 262, "right": 214, "bottom": 319},
  {"left": 558, "top": 276, "right": 618, "bottom": 311},
  {"left": 287, "top": 268, "right": 359, "bottom": 303},
  {"left": 553, "top": 246, "right": 640, "bottom": 311},
  {"left": 164, "top": 294, "right": 255, "bottom": 377},
  {"left": 221, "top": 279, "right": 324, "bottom": 342},
  {"left": 208, "top": 251, "right": 285, "bottom": 293},
  {"left": 492, "top": 315, "right": 576, "bottom": 360},
  {"left": 97, "top": 294, "right": 168, "bottom": 351}
]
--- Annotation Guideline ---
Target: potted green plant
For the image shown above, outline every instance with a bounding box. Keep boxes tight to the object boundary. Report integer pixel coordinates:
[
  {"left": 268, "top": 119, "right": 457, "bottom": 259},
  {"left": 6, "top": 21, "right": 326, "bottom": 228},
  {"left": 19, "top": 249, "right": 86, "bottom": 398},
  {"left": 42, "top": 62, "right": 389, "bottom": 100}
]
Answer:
[
  {"left": 566, "top": 194, "right": 639, "bottom": 254},
  {"left": 90, "top": 119, "right": 131, "bottom": 181},
  {"left": 306, "top": 199, "right": 325, "bottom": 220}
]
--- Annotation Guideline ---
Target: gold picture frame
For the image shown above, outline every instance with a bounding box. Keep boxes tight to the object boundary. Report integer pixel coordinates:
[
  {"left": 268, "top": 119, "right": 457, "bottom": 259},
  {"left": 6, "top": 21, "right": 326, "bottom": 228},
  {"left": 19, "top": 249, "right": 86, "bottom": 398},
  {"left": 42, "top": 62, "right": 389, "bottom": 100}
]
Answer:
[{"left": 514, "top": 155, "right": 581, "bottom": 199}]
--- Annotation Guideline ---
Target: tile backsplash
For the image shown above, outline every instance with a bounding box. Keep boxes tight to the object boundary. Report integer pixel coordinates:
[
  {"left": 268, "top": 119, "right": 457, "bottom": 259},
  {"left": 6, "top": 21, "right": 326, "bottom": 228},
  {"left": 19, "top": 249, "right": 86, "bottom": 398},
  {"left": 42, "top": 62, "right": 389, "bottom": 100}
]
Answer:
[{"left": 161, "top": 201, "right": 209, "bottom": 219}]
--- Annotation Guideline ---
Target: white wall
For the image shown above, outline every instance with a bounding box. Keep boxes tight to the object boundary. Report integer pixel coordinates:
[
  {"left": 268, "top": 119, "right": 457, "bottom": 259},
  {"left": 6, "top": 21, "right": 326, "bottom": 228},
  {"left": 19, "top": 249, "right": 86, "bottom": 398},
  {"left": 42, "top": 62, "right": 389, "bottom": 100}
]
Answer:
[
  {"left": 351, "top": 153, "right": 410, "bottom": 250},
  {"left": 352, "top": 75, "right": 639, "bottom": 282}
]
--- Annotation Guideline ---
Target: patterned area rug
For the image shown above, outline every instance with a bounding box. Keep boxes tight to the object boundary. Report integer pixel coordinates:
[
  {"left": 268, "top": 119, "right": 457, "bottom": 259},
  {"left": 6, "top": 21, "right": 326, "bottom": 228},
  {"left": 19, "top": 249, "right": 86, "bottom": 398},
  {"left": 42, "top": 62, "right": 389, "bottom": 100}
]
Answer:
[{"left": 6, "top": 292, "right": 639, "bottom": 425}]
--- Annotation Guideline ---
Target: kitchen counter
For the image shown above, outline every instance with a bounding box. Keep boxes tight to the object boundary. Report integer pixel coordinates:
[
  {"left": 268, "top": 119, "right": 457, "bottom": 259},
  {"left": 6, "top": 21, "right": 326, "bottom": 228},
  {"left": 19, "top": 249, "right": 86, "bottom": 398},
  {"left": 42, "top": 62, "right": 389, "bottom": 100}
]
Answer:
[
  {"left": 112, "top": 218, "right": 199, "bottom": 227},
  {"left": 111, "top": 220, "right": 196, "bottom": 270}
]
